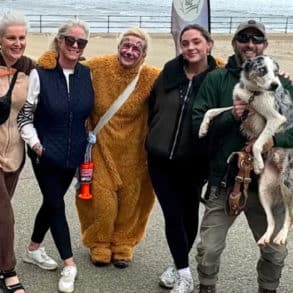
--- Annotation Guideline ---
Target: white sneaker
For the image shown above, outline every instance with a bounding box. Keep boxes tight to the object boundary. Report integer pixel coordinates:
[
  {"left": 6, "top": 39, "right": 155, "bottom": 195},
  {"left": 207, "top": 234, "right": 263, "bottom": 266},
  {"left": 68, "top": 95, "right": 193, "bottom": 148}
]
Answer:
[
  {"left": 159, "top": 265, "right": 179, "bottom": 289},
  {"left": 23, "top": 247, "right": 58, "bottom": 270},
  {"left": 58, "top": 265, "right": 77, "bottom": 293},
  {"left": 170, "top": 275, "right": 194, "bottom": 293}
]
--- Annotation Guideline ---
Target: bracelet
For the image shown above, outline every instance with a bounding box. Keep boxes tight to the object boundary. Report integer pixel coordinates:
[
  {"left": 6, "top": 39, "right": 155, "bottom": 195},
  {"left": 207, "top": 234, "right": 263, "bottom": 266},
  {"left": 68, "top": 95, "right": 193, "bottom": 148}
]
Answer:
[{"left": 32, "top": 143, "right": 43, "bottom": 153}]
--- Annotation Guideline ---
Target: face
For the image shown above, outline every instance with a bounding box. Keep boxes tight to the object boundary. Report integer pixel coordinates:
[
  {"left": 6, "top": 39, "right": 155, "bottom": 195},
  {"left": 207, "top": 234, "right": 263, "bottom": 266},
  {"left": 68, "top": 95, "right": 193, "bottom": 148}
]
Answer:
[
  {"left": 0, "top": 25, "right": 26, "bottom": 66},
  {"left": 118, "top": 35, "right": 145, "bottom": 69},
  {"left": 243, "top": 56, "right": 280, "bottom": 91},
  {"left": 180, "top": 29, "right": 213, "bottom": 65},
  {"left": 232, "top": 28, "right": 268, "bottom": 63},
  {"left": 58, "top": 26, "right": 88, "bottom": 64}
]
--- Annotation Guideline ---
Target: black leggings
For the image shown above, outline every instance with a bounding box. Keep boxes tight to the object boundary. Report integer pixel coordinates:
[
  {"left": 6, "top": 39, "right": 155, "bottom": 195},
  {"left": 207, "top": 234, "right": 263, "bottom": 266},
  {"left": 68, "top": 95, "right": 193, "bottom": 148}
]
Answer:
[
  {"left": 148, "top": 154, "right": 203, "bottom": 269},
  {"left": 30, "top": 159, "right": 76, "bottom": 260}
]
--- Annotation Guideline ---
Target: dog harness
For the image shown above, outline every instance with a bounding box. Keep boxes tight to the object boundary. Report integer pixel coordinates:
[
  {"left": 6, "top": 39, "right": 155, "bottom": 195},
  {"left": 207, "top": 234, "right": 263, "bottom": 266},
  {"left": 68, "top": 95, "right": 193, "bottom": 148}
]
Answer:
[{"left": 226, "top": 148, "right": 254, "bottom": 216}]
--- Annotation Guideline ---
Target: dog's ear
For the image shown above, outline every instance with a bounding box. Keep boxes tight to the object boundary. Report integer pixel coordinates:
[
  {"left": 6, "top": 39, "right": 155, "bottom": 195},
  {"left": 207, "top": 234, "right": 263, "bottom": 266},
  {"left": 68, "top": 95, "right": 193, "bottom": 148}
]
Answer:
[
  {"left": 243, "top": 59, "right": 253, "bottom": 72},
  {"left": 273, "top": 60, "right": 280, "bottom": 74}
]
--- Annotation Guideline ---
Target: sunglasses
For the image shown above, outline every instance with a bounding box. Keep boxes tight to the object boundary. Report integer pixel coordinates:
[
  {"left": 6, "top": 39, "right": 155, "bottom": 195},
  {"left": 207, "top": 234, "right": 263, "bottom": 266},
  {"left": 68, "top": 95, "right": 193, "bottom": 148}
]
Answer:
[
  {"left": 63, "top": 35, "right": 88, "bottom": 49},
  {"left": 235, "top": 33, "right": 266, "bottom": 44}
]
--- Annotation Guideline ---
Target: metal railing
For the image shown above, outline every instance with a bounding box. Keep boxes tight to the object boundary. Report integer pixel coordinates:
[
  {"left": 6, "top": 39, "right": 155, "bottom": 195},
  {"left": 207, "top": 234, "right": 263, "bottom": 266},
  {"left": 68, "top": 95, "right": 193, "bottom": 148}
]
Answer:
[{"left": 26, "top": 14, "right": 293, "bottom": 34}]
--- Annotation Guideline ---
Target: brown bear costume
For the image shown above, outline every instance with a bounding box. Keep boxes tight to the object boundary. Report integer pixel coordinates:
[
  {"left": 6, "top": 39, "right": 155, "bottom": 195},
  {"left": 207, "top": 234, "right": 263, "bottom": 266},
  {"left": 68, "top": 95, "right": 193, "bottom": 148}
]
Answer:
[{"left": 78, "top": 55, "right": 160, "bottom": 265}]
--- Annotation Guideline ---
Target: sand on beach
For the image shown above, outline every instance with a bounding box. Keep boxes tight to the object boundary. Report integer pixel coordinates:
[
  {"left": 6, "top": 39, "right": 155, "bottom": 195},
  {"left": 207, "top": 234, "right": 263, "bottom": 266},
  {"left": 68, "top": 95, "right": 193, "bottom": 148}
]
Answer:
[{"left": 25, "top": 33, "right": 293, "bottom": 76}]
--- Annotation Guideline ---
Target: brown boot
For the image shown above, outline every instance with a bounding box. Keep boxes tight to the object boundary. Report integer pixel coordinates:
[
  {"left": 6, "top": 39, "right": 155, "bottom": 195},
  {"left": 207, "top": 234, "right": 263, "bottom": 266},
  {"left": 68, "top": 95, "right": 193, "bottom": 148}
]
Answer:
[
  {"left": 199, "top": 284, "right": 216, "bottom": 293},
  {"left": 258, "top": 287, "right": 276, "bottom": 293}
]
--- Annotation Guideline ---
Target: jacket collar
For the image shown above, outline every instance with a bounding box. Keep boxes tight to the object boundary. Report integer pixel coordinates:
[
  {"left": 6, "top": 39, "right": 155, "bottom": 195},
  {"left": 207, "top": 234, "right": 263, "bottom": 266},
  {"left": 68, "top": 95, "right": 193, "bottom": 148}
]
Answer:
[
  {"left": 226, "top": 55, "right": 242, "bottom": 78},
  {"left": 53, "top": 59, "right": 82, "bottom": 78},
  {"left": 0, "top": 52, "right": 34, "bottom": 74},
  {"left": 162, "top": 54, "right": 218, "bottom": 91},
  {"left": 162, "top": 54, "right": 186, "bottom": 91}
]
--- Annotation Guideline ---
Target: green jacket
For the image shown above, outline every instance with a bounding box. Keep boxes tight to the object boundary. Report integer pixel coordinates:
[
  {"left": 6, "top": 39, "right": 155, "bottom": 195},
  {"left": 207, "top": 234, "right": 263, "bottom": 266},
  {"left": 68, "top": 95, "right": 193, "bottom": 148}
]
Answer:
[{"left": 192, "top": 55, "right": 293, "bottom": 187}]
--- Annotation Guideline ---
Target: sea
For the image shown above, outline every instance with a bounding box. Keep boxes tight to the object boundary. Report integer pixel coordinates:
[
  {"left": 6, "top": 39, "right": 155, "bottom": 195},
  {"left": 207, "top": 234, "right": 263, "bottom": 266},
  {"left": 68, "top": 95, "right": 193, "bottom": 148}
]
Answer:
[
  {"left": 1, "top": 0, "right": 292, "bottom": 17},
  {"left": 1, "top": 0, "right": 293, "bottom": 33}
]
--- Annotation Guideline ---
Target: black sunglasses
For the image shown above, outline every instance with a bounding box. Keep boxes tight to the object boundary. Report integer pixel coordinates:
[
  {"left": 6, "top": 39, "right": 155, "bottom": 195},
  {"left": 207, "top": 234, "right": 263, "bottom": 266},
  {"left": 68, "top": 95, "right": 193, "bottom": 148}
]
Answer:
[
  {"left": 235, "top": 33, "right": 266, "bottom": 44},
  {"left": 63, "top": 35, "right": 88, "bottom": 49}
]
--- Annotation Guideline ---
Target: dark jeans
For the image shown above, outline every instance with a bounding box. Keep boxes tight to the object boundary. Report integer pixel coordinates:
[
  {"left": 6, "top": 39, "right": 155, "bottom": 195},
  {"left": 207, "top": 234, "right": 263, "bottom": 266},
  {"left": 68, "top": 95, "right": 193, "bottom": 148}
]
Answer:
[
  {"left": 148, "top": 154, "right": 204, "bottom": 269},
  {"left": 31, "top": 159, "right": 76, "bottom": 260}
]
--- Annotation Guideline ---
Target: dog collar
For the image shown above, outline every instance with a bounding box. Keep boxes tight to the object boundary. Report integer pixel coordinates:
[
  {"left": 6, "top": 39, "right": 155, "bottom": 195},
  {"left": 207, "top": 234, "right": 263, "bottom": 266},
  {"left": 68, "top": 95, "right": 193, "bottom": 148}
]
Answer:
[{"left": 248, "top": 91, "right": 262, "bottom": 103}]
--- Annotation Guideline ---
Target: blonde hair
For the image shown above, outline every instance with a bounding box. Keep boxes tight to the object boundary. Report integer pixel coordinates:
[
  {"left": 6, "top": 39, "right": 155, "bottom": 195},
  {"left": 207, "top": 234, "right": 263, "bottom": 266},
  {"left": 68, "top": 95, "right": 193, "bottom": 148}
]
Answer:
[
  {"left": 0, "top": 12, "right": 28, "bottom": 38},
  {"left": 50, "top": 19, "right": 89, "bottom": 51},
  {"left": 117, "top": 27, "right": 150, "bottom": 55}
]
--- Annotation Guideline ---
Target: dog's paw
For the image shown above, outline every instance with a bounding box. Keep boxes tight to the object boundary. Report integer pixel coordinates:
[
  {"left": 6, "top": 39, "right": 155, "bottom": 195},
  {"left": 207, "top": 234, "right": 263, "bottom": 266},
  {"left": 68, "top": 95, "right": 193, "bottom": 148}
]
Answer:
[
  {"left": 257, "top": 233, "right": 272, "bottom": 246},
  {"left": 199, "top": 122, "right": 209, "bottom": 138},
  {"left": 253, "top": 160, "right": 264, "bottom": 174},
  {"left": 273, "top": 229, "right": 288, "bottom": 245}
]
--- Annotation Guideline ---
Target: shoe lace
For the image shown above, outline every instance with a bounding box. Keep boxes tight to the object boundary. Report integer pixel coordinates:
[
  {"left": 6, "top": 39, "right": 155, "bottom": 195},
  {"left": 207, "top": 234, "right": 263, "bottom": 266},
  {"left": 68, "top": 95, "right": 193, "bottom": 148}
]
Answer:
[
  {"left": 175, "top": 276, "right": 193, "bottom": 291},
  {"left": 163, "top": 266, "right": 176, "bottom": 279},
  {"left": 61, "top": 267, "right": 76, "bottom": 280}
]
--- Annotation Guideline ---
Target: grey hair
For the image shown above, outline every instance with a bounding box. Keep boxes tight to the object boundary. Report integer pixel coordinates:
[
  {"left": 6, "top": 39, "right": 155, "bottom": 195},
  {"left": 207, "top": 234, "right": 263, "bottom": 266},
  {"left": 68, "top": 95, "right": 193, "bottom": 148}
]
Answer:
[
  {"left": 117, "top": 27, "right": 150, "bottom": 55},
  {"left": 0, "top": 12, "right": 29, "bottom": 38},
  {"left": 50, "top": 19, "right": 90, "bottom": 51}
]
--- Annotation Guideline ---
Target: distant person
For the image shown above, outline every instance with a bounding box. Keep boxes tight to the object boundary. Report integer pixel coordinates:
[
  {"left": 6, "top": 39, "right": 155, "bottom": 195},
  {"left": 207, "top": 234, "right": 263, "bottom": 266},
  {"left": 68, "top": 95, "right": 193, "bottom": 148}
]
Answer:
[
  {"left": 17, "top": 19, "right": 94, "bottom": 293},
  {"left": 145, "top": 24, "right": 224, "bottom": 293},
  {"left": 0, "top": 11, "right": 35, "bottom": 293},
  {"left": 192, "top": 20, "right": 293, "bottom": 293},
  {"left": 33, "top": 27, "right": 160, "bottom": 269}
]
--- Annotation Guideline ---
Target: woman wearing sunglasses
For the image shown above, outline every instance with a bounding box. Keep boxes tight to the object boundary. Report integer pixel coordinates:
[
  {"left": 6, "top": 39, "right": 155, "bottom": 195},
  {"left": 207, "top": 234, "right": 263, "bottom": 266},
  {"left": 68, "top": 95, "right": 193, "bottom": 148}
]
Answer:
[{"left": 17, "top": 19, "right": 94, "bottom": 293}]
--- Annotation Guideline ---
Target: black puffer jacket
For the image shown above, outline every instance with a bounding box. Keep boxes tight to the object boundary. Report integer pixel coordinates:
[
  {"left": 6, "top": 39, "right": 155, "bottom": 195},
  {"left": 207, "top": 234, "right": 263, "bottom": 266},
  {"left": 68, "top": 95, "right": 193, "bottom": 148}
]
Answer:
[{"left": 146, "top": 54, "right": 218, "bottom": 162}]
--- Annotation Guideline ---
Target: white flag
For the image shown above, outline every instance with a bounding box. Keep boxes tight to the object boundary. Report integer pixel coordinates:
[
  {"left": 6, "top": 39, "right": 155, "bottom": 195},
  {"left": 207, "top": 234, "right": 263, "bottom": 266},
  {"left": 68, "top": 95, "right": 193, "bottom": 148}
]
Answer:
[{"left": 171, "top": 0, "right": 211, "bottom": 55}]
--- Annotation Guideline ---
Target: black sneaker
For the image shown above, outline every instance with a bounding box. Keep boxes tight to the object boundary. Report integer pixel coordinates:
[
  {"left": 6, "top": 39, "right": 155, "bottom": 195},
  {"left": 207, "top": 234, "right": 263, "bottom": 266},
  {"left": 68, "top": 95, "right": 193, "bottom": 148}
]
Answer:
[{"left": 112, "top": 260, "right": 130, "bottom": 269}]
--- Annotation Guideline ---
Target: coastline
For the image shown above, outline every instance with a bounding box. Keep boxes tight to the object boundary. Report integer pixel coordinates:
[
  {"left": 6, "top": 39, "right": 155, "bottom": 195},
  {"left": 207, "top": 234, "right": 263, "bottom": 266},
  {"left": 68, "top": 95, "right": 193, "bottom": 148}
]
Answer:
[{"left": 26, "top": 32, "right": 293, "bottom": 76}]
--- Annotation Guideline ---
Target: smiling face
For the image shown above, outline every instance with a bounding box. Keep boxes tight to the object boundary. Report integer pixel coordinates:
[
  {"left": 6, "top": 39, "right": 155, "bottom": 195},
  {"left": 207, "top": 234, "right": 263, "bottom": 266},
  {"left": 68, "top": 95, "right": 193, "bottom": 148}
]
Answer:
[
  {"left": 232, "top": 28, "right": 268, "bottom": 63},
  {"left": 118, "top": 35, "right": 146, "bottom": 69},
  {"left": 58, "top": 25, "right": 88, "bottom": 68},
  {"left": 180, "top": 28, "right": 213, "bottom": 65},
  {"left": 0, "top": 24, "right": 26, "bottom": 66}
]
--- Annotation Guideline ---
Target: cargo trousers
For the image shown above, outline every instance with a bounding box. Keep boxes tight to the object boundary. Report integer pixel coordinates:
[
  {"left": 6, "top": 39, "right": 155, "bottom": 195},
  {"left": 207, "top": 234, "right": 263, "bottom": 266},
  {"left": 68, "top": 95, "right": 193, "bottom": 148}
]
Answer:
[{"left": 196, "top": 186, "right": 288, "bottom": 291}]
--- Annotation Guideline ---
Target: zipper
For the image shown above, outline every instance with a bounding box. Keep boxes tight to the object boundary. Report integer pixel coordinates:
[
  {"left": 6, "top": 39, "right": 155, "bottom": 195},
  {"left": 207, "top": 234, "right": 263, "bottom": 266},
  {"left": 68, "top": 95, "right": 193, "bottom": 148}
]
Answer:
[
  {"left": 169, "top": 80, "right": 192, "bottom": 160},
  {"left": 67, "top": 75, "right": 72, "bottom": 167}
]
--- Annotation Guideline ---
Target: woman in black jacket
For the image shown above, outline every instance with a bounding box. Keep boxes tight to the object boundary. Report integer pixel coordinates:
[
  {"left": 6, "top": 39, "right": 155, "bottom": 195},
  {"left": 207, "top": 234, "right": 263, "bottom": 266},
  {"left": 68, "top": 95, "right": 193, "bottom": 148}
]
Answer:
[{"left": 146, "top": 24, "right": 223, "bottom": 293}]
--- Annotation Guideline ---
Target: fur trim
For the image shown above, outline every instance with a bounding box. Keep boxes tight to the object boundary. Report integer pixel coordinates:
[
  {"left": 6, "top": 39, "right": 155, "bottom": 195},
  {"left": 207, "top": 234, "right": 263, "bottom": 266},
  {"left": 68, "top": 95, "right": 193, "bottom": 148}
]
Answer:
[
  {"left": 215, "top": 56, "right": 226, "bottom": 68},
  {"left": 37, "top": 50, "right": 58, "bottom": 69}
]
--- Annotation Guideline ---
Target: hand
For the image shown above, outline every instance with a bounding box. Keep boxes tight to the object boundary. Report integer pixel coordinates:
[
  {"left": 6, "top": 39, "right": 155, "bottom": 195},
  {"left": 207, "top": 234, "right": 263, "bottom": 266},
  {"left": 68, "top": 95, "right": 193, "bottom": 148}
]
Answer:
[
  {"left": 32, "top": 143, "right": 43, "bottom": 156},
  {"left": 279, "top": 70, "right": 290, "bottom": 80},
  {"left": 232, "top": 97, "right": 248, "bottom": 121},
  {"left": 244, "top": 138, "right": 257, "bottom": 153}
]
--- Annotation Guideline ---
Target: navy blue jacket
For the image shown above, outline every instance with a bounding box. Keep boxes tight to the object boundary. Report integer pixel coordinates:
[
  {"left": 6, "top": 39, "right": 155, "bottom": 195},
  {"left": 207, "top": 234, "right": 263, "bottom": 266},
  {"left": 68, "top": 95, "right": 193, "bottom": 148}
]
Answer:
[{"left": 33, "top": 63, "right": 94, "bottom": 169}]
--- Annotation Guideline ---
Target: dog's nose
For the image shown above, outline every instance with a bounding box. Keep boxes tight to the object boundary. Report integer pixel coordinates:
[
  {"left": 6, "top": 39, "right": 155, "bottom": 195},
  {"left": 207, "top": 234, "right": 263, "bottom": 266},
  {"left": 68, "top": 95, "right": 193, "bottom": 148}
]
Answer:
[{"left": 270, "top": 82, "right": 279, "bottom": 91}]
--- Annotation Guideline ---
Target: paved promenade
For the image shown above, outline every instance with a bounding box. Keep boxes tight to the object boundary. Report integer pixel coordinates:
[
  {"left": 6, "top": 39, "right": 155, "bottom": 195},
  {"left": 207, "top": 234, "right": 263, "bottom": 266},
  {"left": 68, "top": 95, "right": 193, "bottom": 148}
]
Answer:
[{"left": 9, "top": 159, "right": 293, "bottom": 293}]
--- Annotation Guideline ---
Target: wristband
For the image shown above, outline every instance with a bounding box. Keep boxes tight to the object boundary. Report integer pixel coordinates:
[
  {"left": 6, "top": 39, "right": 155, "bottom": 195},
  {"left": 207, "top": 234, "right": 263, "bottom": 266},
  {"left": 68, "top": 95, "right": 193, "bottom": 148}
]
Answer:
[{"left": 32, "top": 143, "right": 43, "bottom": 153}]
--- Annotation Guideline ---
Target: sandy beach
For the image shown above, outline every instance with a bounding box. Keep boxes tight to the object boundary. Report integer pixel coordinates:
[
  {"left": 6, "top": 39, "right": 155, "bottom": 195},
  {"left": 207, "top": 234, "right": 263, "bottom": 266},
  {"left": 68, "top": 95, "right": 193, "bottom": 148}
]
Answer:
[{"left": 25, "top": 32, "right": 293, "bottom": 76}]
